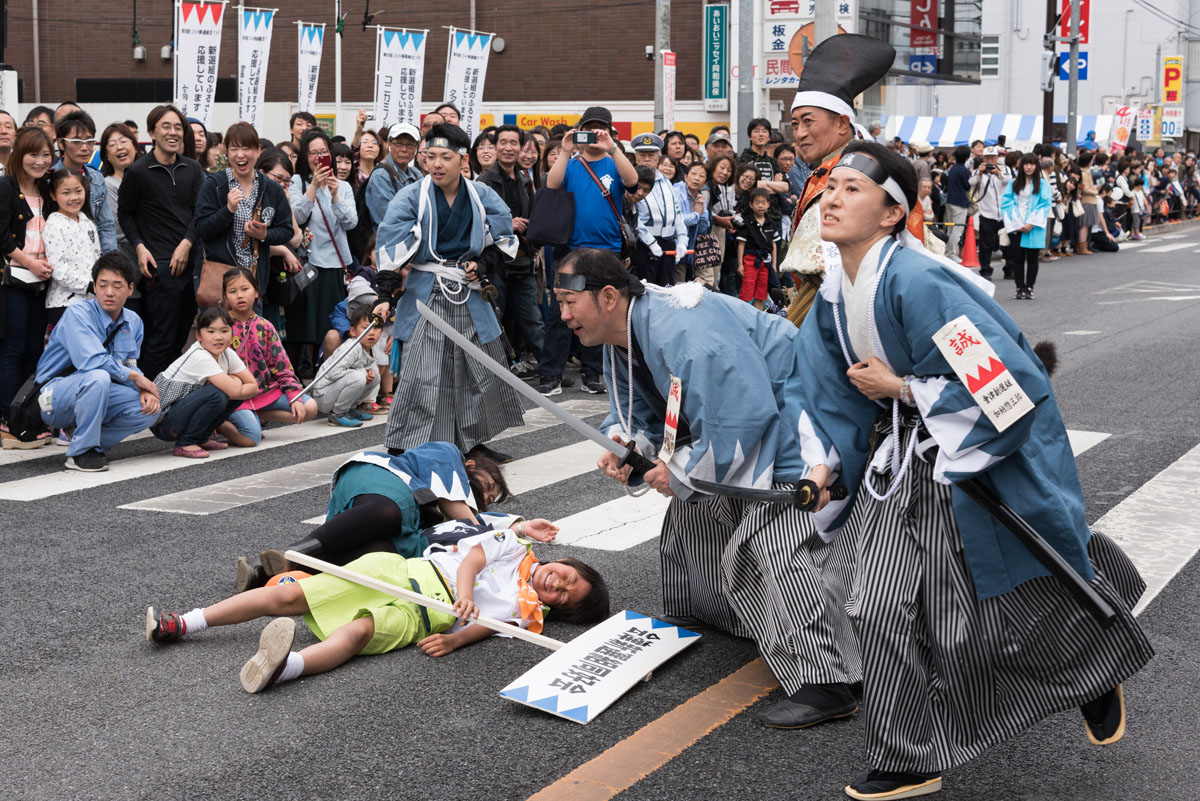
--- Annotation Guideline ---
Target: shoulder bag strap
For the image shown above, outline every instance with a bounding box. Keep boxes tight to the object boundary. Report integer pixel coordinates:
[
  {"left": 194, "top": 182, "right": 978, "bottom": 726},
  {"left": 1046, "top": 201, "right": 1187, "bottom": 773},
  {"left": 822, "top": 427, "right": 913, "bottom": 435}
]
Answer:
[
  {"left": 314, "top": 188, "right": 349, "bottom": 270},
  {"left": 579, "top": 157, "right": 627, "bottom": 247}
]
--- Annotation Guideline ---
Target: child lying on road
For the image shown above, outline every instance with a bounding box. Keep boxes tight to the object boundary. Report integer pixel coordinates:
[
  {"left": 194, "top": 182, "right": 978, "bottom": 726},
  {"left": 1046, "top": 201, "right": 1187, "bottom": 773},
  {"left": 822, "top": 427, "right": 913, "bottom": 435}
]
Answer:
[{"left": 147, "top": 529, "right": 609, "bottom": 693}]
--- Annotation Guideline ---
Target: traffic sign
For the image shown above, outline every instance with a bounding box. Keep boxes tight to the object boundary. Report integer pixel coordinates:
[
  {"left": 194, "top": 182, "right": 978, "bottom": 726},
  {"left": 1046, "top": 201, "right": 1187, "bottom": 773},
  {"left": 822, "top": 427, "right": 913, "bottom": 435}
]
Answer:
[
  {"left": 909, "top": 54, "right": 936, "bottom": 75},
  {"left": 1058, "top": 51, "right": 1088, "bottom": 80}
]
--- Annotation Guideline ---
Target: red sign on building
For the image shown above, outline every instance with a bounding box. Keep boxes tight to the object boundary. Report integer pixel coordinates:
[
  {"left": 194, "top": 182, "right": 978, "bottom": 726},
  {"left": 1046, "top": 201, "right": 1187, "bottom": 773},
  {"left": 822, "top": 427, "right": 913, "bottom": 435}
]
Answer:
[
  {"left": 911, "top": 0, "right": 937, "bottom": 48},
  {"left": 1060, "top": 0, "right": 1090, "bottom": 44}
]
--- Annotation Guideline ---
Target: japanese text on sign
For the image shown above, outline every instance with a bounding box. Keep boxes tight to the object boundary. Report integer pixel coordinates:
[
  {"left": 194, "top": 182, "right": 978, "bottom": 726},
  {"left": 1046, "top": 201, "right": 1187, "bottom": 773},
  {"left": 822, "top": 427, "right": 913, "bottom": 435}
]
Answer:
[{"left": 932, "top": 315, "right": 1034, "bottom": 432}]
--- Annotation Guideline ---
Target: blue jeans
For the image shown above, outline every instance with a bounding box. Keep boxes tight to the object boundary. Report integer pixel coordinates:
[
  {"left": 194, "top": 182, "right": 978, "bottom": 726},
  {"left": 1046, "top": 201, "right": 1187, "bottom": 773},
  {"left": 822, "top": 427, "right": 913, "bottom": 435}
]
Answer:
[
  {"left": 40, "top": 369, "right": 154, "bottom": 456},
  {"left": 151, "top": 383, "right": 240, "bottom": 447},
  {"left": 225, "top": 392, "right": 314, "bottom": 444},
  {"left": 1, "top": 287, "right": 47, "bottom": 414},
  {"left": 490, "top": 268, "right": 544, "bottom": 361}
]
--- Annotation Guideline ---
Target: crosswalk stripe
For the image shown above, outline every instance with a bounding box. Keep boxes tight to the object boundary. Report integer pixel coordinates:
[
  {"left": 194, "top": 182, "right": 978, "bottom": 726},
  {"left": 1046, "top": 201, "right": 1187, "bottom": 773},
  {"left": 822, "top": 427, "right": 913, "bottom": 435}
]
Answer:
[
  {"left": 117, "top": 399, "right": 610, "bottom": 515},
  {"left": 0, "top": 416, "right": 387, "bottom": 502},
  {"left": 1094, "top": 440, "right": 1200, "bottom": 616},
  {"left": 550, "top": 492, "right": 672, "bottom": 551},
  {"left": 1141, "top": 242, "right": 1194, "bottom": 253}
]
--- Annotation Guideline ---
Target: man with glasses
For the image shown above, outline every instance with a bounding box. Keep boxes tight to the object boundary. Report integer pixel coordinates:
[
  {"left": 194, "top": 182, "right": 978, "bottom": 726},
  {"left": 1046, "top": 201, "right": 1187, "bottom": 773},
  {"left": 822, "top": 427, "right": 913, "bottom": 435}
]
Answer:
[
  {"left": 365, "top": 123, "right": 422, "bottom": 226},
  {"left": 117, "top": 104, "right": 205, "bottom": 379},
  {"left": 54, "top": 110, "right": 118, "bottom": 253}
]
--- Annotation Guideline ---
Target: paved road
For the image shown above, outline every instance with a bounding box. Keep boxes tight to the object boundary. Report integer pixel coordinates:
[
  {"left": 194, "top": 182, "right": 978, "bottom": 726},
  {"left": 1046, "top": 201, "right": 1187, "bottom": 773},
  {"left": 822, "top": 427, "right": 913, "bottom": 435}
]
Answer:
[{"left": 2, "top": 224, "right": 1199, "bottom": 801}]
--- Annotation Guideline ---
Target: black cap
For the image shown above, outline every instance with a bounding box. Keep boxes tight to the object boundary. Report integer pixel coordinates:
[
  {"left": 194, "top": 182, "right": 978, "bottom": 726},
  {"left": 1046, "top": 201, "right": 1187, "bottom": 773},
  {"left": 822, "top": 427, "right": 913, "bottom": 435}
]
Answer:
[
  {"left": 792, "top": 34, "right": 895, "bottom": 116},
  {"left": 579, "top": 106, "right": 613, "bottom": 128}
]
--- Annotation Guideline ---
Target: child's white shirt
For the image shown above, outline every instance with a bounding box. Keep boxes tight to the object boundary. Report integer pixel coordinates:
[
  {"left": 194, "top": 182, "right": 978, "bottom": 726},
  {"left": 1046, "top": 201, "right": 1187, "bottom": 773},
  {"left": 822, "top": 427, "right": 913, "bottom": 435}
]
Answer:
[
  {"left": 425, "top": 529, "right": 538, "bottom": 635},
  {"left": 313, "top": 336, "right": 375, "bottom": 391},
  {"left": 44, "top": 212, "right": 101, "bottom": 309}
]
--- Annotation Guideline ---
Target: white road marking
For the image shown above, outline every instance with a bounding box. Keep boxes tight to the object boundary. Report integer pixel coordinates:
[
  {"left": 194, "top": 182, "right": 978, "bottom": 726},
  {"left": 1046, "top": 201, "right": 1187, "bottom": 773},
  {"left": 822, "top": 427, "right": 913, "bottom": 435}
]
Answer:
[
  {"left": 1094, "top": 280, "right": 1200, "bottom": 295},
  {"left": 1068, "top": 430, "right": 1109, "bottom": 456},
  {"left": 0, "top": 416, "right": 387, "bottom": 502},
  {"left": 1094, "top": 441, "right": 1200, "bottom": 616},
  {"left": 117, "top": 400, "right": 610, "bottom": 515},
  {"left": 550, "top": 492, "right": 672, "bottom": 551},
  {"left": 1062, "top": 330, "right": 1102, "bottom": 335},
  {"left": 1140, "top": 242, "right": 1195, "bottom": 254}
]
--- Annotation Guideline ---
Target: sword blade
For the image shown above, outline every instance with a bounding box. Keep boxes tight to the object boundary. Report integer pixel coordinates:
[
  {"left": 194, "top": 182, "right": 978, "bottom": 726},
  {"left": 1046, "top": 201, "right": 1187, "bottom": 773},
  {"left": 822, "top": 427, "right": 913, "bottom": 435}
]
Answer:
[
  {"left": 415, "top": 300, "right": 627, "bottom": 460},
  {"left": 689, "top": 478, "right": 795, "bottom": 504}
]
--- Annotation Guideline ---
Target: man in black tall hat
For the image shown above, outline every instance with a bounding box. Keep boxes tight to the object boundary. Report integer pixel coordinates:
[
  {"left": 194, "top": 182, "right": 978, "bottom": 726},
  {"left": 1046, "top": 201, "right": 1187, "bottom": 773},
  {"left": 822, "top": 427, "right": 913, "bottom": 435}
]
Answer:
[{"left": 778, "top": 33, "right": 895, "bottom": 326}]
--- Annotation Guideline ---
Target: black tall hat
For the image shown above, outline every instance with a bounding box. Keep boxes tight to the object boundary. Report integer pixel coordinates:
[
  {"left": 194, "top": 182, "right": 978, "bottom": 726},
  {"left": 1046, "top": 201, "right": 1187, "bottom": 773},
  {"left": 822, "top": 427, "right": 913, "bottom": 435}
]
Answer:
[{"left": 790, "top": 34, "right": 896, "bottom": 122}]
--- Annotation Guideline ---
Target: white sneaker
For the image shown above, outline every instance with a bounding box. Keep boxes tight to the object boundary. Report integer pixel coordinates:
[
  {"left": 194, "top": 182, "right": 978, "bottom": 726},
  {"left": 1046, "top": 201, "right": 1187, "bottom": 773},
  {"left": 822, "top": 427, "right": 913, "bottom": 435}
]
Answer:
[{"left": 239, "top": 617, "right": 296, "bottom": 693}]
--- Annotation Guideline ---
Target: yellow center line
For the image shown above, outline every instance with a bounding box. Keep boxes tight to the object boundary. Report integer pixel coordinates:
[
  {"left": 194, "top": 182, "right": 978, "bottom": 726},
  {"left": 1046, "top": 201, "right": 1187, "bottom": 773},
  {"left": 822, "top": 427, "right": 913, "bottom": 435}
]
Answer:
[{"left": 527, "top": 658, "right": 779, "bottom": 801}]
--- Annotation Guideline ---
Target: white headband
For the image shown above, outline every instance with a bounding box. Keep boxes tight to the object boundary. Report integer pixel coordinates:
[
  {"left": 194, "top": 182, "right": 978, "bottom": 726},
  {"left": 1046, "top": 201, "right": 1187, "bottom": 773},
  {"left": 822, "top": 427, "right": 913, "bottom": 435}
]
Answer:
[
  {"left": 834, "top": 152, "right": 911, "bottom": 215},
  {"left": 790, "top": 91, "right": 857, "bottom": 128}
]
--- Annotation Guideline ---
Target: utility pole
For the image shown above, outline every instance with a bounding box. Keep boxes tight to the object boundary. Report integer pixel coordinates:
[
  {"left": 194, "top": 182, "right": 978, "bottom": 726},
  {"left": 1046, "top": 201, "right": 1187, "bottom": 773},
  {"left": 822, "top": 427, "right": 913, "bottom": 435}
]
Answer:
[
  {"left": 736, "top": 0, "right": 753, "bottom": 148},
  {"left": 1066, "top": 0, "right": 1080, "bottom": 155},
  {"left": 814, "top": 0, "right": 835, "bottom": 42},
  {"left": 1042, "top": 0, "right": 1056, "bottom": 145},
  {"left": 653, "top": 0, "right": 670, "bottom": 131}
]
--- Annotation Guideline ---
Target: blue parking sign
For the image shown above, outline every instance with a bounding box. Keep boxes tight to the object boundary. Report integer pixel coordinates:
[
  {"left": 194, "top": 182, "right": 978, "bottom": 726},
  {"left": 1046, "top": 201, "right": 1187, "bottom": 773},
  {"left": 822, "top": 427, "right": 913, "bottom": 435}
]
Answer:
[
  {"left": 1058, "top": 52, "right": 1088, "bottom": 80},
  {"left": 909, "top": 54, "right": 936, "bottom": 75}
]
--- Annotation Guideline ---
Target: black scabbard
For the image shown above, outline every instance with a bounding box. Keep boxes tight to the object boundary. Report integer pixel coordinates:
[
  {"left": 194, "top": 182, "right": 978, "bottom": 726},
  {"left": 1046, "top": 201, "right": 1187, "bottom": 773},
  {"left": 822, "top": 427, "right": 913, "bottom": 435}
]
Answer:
[{"left": 954, "top": 477, "right": 1116, "bottom": 628}]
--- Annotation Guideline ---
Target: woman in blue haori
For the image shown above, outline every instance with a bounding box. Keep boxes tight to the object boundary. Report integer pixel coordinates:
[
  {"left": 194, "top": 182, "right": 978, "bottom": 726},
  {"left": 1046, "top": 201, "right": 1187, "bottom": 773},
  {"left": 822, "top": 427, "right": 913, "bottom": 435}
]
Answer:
[
  {"left": 373, "top": 124, "right": 523, "bottom": 462},
  {"left": 793, "top": 140, "right": 1153, "bottom": 801},
  {"left": 554, "top": 247, "right": 862, "bottom": 732}
]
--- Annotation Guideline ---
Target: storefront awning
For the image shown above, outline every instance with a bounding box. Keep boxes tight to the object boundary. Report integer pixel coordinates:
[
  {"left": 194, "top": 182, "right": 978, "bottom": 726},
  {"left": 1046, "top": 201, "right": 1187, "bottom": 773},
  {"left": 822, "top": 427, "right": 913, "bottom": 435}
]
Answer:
[{"left": 884, "top": 114, "right": 1113, "bottom": 148}]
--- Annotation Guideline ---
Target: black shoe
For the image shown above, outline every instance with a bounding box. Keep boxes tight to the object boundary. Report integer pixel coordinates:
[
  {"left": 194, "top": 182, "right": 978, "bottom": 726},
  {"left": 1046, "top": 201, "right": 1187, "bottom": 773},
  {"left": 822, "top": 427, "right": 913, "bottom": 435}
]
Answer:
[
  {"left": 654, "top": 613, "right": 711, "bottom": 631},
  {"left": 236, "top": 557, "right": 269, "bottom": 593},
  {"left": 387, "top": 447, "right": 404, "bottom": 456},
  {"left": 261, "top": 536, "right": 324, "bottom": 577},
  {"left": 1025, "top": 288, "right": 1035, "bottom": 300},
  {"left": 580, "top": 374, "right": 606, "bottom": 394},
  {"left": 1014, "top": 289, "right": 1024, "bottom": 300},
  {"left": 844, "top": 769, "right": 943, "bottom": 800},
  {"left": 538, "top": 377, "right": 562, "bottom": 397},
  {"left": 1082, "top": 685, "right": 1126, "bottom": 745},
  {"left": 759, "top": 683, "right": 859, "bottom": 729},
  {"left": 65, "top": 448, "right": 108, "bottom": 472},
  {"left": 468, "top": 442, "right": 513, "bottom": 464}
]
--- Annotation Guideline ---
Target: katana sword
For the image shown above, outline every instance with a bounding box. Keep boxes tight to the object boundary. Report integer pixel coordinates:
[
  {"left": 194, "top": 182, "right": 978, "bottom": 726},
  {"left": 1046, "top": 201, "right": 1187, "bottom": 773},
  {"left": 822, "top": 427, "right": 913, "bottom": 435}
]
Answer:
[
  {"left": 297, "top": 312, "right": 386, "bottom": 398},
  {"left": 688, "top": 478, "right": 848, "bottom": 513},
  {"left": 416, "top": 300, "right": 657, "bottom": 481}
]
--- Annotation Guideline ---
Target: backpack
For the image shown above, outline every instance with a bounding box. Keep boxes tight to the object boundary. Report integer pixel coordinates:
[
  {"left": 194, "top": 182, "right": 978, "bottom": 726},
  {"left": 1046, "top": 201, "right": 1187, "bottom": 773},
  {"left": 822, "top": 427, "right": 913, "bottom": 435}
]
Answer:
[{"left": 8, "top": 320, "right": 125, "bottom": 442}]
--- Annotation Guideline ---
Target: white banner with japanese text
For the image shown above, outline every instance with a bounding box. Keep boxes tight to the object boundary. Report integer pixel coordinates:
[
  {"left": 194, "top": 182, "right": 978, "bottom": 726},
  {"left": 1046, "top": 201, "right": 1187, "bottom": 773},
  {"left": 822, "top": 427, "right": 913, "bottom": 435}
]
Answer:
[
  {"left": 237, "top": 7, "right": 275, "bottom": 130},
  {"left": 175, "top": 1, "right": 227, "bottom": 127},
  {"left": 297, "top": 22, "right": 324, "bottom": 114},
  {"left": 444, "top": 29, "right": 492, "bottom": 141},
  {"left": 373, "top": 28, "right": 427, "bottom": 128}
]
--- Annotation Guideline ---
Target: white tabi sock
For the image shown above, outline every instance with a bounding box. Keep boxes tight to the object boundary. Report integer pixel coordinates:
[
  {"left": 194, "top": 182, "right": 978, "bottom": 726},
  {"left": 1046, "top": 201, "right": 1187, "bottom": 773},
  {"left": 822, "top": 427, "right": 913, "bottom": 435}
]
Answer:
[
  {"left": 277, "top": 652, "right": 304, "bottom": 683},
  {"left": 182, "top": 608, "right": 208, "bottom": 635}
]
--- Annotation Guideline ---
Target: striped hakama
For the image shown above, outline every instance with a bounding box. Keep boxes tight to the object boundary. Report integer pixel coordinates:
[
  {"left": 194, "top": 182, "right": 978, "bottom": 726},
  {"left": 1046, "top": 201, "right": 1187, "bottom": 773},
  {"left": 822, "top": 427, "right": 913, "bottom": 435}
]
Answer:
[
  {"left": 660, "top": 488, "right": 864, "bottom": 695},
  {"left": 850, "top": 423, "right": 1155, "bottom": 774},
  {"left": 383, "top": 290, "right": 525, "bottom": 453}
]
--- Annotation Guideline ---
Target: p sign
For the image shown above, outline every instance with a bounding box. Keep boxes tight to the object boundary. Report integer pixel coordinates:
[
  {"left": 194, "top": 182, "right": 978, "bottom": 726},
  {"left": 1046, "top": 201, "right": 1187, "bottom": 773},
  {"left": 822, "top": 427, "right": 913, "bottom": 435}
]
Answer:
[
  {"left": 1058, "top": 52, "right": 1087, "bottom": 80},
  {"left": 1162, "top": 55, "right": 1184, "bottom": 104},
  {"left": 909, "top": 54, "right": 936, "bottom": 75}
]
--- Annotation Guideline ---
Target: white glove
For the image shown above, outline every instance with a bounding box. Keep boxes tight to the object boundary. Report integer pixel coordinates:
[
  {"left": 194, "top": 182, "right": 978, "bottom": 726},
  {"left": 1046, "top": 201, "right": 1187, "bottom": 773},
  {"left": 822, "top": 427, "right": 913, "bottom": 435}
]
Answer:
[{"left": 649, "top": 243, "right": 663, "bottom": 258}]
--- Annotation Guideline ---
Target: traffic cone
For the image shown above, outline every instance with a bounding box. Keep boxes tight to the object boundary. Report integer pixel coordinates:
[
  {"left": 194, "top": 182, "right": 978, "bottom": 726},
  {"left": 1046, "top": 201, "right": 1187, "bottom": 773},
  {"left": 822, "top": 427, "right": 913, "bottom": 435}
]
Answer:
[{"left": 959, "top": 217, "right": 981, "bottom": 268}]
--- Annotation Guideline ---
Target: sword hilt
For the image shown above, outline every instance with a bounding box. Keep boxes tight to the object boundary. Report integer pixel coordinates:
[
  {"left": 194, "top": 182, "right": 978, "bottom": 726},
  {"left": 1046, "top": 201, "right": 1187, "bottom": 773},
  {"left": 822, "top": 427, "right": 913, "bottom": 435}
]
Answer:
[
  {"left": 617, "top": 441, "right": 657, "bottom": 484},
  {"left": 794, "top": 480, "right": 848, "bottom": 512}
]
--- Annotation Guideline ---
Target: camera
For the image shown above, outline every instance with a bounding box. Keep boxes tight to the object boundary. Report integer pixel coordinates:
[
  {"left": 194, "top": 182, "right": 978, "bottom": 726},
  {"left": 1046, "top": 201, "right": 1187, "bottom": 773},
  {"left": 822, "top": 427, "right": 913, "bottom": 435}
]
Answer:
[
  {"left": 731, "top": 213, "right": 745, "bottom": 228},
  {"left": 573, "top": 131, "right": 597, "bottom": 145}
]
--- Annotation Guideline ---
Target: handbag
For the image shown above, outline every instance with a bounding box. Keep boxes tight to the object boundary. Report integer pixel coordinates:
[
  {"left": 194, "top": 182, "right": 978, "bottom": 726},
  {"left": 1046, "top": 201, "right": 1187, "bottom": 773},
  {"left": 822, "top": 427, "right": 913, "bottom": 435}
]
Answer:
[
  {"left": 7, "top": 321, "right": 125, "bottom": 443},
  {"left": 267, "top": 259, "right": 318, "bottom": 307},
  {"left": 1, "top": 260, "right": 46, "bottom": 290},
  {"left": 579, "top": 158, "right": 634, "bottom": 259},
  {"left": 526, "top": 186, "right": 575, "bottom": 248},
  {"left": 196, "top": 258, "right": 236, "bottom": 308}
]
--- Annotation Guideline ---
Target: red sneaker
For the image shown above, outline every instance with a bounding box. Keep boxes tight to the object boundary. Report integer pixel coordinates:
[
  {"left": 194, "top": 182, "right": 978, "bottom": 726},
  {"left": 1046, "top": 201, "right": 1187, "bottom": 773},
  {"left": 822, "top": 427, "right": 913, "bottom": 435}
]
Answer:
[{"left": 145, "top": 606, "right": 186, "bottom": 643}]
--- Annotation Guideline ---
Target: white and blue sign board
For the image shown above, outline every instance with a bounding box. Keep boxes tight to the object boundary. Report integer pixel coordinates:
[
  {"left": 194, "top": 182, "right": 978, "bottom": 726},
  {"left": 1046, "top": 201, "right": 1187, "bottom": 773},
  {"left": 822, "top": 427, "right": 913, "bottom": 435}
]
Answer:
[
  {"left": 499, "top": 610, "right": 701, "bottom": 724},
  {"left": 1059, "top": 52, "right": 1088, "bottom": 80},
  {"left": 909, "top": 54, "right": 937, "bottom": 75}
]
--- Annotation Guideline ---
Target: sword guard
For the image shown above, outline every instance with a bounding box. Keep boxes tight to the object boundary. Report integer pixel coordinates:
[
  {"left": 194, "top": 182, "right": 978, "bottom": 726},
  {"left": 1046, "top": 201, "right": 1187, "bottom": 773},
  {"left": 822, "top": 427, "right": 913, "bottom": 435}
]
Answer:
[
  {"left": 617, "top": 441, "right": 657, "bottom": 484},
  {"left": 794, "top": 480, "right": 848, "bottom": 512}
]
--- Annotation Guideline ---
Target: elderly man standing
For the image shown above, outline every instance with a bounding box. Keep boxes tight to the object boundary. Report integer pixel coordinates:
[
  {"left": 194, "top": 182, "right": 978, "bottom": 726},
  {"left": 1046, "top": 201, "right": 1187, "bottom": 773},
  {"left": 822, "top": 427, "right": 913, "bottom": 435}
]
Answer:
[
  {"left": 777, "top": 34, "right": 896, "bottom": 326},
  {"left": 366, "top": 123, "right": 423, "bottom": 226}
]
